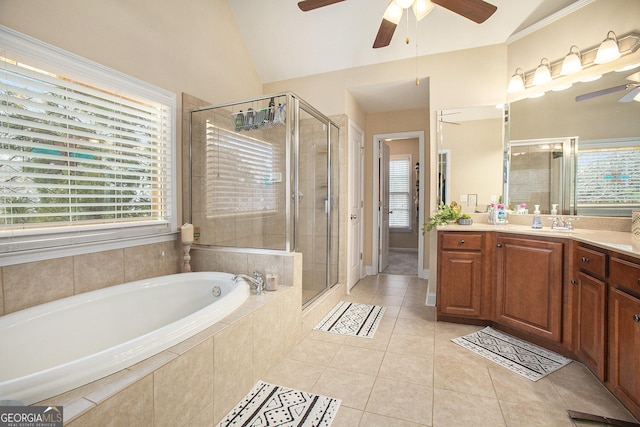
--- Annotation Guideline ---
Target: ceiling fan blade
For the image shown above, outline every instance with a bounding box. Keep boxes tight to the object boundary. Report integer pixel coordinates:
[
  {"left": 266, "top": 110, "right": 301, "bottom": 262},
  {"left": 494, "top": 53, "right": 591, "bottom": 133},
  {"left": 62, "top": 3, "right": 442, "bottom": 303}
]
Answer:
[
  {"left": 298, "top": 0, "right": 345, "bottom": 12},
  {"left": 626, "top": 71, "right": 640, "bottom": 82},
  {"left": 373, "top": 19, "right": 397, "bottom": 49},
  {"left": 432, "top": 0, "right": 497, "bottom": 23},
  {"left": 618, "top": 86, "right": 640, "bottom": 102},
  {"left": 575, "top": 84, "right": 629, "bottom": 102}
]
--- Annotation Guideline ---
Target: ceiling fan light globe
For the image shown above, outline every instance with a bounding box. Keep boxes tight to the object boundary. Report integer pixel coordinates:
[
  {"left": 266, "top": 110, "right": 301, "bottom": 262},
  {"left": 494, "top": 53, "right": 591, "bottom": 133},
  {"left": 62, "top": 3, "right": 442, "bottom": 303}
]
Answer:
[
  {"left": 412, "top": 0, "right": 434, "bottom": 21},
  {"left": 383, "top": 1, "right": 404, "bottom": 24},
  {"left": 595, "top": 31, "right": 621, "bottom": 64},
  {"left": 394, "top": 0, "right": 414, "bottom": 9}
]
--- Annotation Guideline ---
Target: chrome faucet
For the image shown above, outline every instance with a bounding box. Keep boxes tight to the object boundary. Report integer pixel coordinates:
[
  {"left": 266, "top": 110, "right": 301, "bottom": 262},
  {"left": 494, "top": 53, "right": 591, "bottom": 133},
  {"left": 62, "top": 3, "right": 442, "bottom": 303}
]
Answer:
[
  {"left": 551, "top": 216, "right": 578, "bottom": 230},
  {"left": 233, "top": 271, "right": 264, "bottom": 295}
]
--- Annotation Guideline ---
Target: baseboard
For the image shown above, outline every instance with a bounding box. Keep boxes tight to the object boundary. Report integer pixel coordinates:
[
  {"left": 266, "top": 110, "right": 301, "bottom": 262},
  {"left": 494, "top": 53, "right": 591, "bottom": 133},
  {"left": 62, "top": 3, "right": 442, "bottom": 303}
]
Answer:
[{"left": 426, "top": 291, "right": 437, "bottom": 307}]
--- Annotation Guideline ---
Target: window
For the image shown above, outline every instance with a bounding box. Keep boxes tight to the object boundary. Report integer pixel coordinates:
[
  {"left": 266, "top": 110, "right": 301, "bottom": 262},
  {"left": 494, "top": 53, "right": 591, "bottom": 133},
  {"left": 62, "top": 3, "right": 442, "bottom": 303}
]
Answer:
[
  {"left": 205, "top": 122, "right": 280, "bottom": 216},
  {"left": 0, "top": 26, "right": 176, "bottom": 255},
  {"left": 389, "top": 154, "right": 412, "bottom": 230},
  {"left": 577, "top": 138, "right": 640, "bottom": 216}
]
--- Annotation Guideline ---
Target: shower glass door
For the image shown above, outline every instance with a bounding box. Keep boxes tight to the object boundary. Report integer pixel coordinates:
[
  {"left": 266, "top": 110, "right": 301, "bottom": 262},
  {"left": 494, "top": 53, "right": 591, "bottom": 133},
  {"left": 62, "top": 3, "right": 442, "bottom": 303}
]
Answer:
[{"left": 296, "top": 102, "right": 333, "bottom": 306}]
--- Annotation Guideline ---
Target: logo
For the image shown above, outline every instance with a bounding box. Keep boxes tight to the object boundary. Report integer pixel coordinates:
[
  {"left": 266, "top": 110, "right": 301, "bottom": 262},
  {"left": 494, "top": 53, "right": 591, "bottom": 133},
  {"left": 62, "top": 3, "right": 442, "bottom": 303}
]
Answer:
[{"left": 0, "top": 406, "right": 63, "bottom": 427}]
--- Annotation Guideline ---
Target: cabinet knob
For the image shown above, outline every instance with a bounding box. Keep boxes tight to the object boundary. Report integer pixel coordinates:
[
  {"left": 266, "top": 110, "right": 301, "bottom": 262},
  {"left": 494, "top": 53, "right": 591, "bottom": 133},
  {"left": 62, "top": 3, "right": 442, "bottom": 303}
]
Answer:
[
  {"left": 571, "top": 279, "right": 578, "bottom": 285},
  {"left": 496, "top": 243, "right": 502, "bottom": 248},
  {"left": 459, "top": 240, "right": 465, "bottom": 245},
  {"left": 634, "top": 314, "right": 640, "bottom": 323},
  {"left": 581, "top": 257, "right": 590, "bottom": 263}
]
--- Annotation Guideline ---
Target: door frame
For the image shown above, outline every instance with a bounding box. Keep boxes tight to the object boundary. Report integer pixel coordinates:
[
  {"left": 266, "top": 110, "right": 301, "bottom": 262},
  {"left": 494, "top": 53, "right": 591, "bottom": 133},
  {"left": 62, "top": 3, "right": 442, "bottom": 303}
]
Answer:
[{"left": 371, "top": 130, "right": 425, "bottom": 278}]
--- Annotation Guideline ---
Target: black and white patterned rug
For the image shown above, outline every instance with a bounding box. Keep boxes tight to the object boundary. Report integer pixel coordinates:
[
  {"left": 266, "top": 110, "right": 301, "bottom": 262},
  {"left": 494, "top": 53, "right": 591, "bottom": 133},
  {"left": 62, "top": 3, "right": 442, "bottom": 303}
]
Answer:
[
  {"left": 313, "top": 301, "right": 385, "bottom": 339},
  {"left": 452, "top": 327, "right": 572, "bottom": 381},
  {"left": 217, "top": 381, "right": 340, "bottom": 427}
]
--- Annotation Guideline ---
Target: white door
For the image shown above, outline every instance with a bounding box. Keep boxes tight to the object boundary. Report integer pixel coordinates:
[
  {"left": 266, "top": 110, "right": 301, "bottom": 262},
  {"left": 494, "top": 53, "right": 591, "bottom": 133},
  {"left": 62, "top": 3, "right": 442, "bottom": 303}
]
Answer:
[
  {"left": 347, "top": 121, "right": 364, "bottom": 291},
  {"left": 378, "top": 142, "right": 390, "bottom": 272}
]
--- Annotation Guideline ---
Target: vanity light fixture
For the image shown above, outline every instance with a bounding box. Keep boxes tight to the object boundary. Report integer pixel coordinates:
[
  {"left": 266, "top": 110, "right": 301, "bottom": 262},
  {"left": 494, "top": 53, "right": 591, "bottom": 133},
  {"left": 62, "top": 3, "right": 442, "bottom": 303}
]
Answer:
[
  {"left": 507, "top": 32, "right": 639, "bottom": 95},
  {"left": 507, "top": 68, "right": 525, "bottom": 93},
  {"left": 533, "top": 58, "right": 552, "bottom": 85},
  {"left": 561, "top": 45, "right": 583, "bottom": 75},
  {"left": 595, "top": 31, "right": 621, "bottom": 64}
]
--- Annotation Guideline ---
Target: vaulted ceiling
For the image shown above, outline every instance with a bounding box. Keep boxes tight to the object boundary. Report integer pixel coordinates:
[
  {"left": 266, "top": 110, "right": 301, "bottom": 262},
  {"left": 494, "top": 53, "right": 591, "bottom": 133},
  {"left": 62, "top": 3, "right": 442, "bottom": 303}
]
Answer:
[{"left": 228, "top": 0, "right": 584, "bottom": 112}]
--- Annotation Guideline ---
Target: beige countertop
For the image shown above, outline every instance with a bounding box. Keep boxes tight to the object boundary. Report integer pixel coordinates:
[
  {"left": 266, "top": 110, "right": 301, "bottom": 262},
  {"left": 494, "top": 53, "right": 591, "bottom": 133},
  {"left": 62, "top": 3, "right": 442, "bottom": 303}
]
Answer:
[{"left": 438, "top": 222, "right": 640, "bottom": 258}]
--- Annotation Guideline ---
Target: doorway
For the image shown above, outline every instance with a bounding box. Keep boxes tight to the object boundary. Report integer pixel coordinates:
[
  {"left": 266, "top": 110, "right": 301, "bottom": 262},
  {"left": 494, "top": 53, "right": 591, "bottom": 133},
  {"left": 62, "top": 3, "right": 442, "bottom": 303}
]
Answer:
[{"left": 371, "top": 131, "right": 425, "bottom": 278}]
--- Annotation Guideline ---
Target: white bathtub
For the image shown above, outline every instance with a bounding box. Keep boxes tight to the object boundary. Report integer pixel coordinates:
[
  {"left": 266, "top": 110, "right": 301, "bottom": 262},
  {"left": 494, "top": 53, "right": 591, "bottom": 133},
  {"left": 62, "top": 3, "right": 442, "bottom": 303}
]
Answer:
[{"left": 0, "top": 271, "right": 250, "bottom": 405}]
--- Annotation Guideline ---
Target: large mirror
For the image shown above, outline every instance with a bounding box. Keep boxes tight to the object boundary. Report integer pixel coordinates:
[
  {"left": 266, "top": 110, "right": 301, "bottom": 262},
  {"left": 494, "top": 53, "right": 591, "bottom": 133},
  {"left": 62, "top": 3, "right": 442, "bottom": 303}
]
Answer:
[
  {"left": 506, "top": 63, "right": 640, "bottom": 216},
  {"left": 437, "top": 106, "right": 504, "bottom": 214}
]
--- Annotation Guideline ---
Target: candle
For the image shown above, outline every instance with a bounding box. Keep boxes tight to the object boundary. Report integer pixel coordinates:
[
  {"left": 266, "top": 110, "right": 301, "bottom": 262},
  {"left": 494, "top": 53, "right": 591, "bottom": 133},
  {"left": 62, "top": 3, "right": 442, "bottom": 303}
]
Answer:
[{"left": 181, "top": 223, "right": 194, "bottom": 243}]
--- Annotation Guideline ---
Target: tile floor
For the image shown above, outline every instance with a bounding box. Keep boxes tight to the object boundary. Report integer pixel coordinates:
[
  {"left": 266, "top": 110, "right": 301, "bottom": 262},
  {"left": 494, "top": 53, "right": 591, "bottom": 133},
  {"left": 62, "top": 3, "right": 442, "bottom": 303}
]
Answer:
[{"left": 263, "top": 274, "right": 639, "bottom": 426}]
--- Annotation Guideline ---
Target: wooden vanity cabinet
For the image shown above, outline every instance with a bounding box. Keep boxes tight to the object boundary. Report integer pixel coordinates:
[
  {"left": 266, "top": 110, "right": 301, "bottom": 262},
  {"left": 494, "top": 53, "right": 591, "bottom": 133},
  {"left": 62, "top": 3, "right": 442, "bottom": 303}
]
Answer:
[
  {"left": 494, "top": 234, "right": 564, "bottom": 343},
  {"left": 572, "top": 245, "right": 607, "bottom": 381},
  {"left": 437, "top": 232, "right": 490, "bottom": 320},
  {"left": 608, "top": 256, "right": 640, "bottom": 418}
]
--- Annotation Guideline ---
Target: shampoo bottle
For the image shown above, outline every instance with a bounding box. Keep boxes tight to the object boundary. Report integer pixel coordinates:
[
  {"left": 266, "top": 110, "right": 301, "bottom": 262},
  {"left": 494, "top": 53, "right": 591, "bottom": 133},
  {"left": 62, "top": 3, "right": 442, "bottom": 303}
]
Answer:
[{"left": 532, "top": 205, "right": 543, "bottom": 229}]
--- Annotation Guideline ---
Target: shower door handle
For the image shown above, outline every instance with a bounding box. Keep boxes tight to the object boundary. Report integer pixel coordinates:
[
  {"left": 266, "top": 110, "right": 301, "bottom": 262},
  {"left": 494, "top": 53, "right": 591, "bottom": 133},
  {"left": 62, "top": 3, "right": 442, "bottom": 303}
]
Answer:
[{"left": 291, "top": 191, "right": 304, "bottom": 202}]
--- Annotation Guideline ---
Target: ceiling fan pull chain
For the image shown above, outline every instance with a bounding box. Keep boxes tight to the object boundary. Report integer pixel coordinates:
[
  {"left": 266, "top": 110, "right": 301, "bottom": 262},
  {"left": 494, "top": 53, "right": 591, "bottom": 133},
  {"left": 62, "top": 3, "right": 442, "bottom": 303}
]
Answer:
[
  {"left": 406, "top": 10, "right": 410, "bottom": 44},
  {"left": 415, "top": 16, "right": 419, "bottom": 86}
]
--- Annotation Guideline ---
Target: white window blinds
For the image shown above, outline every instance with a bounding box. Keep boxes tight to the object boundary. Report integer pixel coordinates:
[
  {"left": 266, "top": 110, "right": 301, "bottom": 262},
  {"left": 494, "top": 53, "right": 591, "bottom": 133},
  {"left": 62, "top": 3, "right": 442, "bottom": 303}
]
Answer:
[
  {"left": 577, "top": 142, "right": 640, "bottom": 215},
  {"left": 389, "top": 155, "right": 412, "bottom": 229},
  {"left": 0, "top": 26, "right": 175, "bottom": 253},
  {"left": 205, "top": 122, "right": 279, "bottom": 216}
]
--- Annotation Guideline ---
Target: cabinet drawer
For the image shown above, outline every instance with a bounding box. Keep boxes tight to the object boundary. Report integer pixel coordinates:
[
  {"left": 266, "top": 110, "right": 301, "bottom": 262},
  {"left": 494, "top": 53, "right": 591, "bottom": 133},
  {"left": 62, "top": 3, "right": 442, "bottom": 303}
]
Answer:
[
  {"left": 575, "top": 245, "right": 607, "bottom": 279},
  {"left": 610, "top": 257, "right": 640, "bottom": 293},
  {"left": 441, "top": 233, "right": 483, "bottom": 251}
]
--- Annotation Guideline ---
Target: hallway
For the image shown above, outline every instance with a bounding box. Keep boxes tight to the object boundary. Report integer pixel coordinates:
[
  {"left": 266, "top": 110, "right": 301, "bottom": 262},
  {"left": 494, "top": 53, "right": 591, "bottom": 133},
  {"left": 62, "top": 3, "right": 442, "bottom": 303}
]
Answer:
[{"left": 263, "top": 274, "right": 637, "bottom": 426}]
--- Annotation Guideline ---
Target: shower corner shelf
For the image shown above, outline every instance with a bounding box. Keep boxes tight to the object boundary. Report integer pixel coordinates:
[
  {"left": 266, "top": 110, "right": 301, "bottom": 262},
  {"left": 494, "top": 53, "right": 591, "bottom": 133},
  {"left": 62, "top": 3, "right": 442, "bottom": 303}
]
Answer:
[{"left": 232, "top": 120, "right": 286, "bottom": 133}]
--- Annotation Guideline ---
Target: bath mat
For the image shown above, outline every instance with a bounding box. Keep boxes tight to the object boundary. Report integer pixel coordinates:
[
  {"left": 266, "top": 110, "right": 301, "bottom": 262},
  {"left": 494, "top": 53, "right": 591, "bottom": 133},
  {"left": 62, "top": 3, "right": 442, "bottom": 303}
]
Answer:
[
  {"left": 452, "top": 326, "right": 572, "bottom": 381},
  {"left": 216, "top": 381, "right": 340, "bottom": 427},
  {"left": 313, "top": 301, "right": 385, "bottom": 339}
]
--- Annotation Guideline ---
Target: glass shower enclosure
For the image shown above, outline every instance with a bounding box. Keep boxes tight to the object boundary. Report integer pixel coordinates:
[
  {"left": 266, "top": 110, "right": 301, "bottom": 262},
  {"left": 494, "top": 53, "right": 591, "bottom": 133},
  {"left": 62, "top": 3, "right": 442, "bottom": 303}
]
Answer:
[{"left": 188, "top": 93, "right": 339, "bottom": 306}]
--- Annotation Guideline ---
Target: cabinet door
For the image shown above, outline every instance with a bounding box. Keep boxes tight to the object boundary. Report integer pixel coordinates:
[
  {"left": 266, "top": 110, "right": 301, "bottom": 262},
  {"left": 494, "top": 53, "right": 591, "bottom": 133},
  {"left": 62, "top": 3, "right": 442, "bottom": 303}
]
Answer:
[
  {"left": 608, "top": 287, "right": 640, "bottom": 419},
  {"left": 438, "top": 250, "right": 482, "bottom": 317},
  {"left": 574, "top": 271, "right": 606, "bottom": 381},
  {"left": 495, "top": 236, "right": 564, "bottom": 342}
]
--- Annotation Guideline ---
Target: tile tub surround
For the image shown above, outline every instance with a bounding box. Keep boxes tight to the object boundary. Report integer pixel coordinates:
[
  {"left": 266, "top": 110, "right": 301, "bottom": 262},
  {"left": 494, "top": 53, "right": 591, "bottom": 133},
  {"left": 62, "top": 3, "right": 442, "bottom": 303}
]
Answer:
[
  {"left": 36, "top": 282, "right": 302, "bottom": 425},
  {"left": 0, "top": 240, "right": 182, "bottom": 316}
]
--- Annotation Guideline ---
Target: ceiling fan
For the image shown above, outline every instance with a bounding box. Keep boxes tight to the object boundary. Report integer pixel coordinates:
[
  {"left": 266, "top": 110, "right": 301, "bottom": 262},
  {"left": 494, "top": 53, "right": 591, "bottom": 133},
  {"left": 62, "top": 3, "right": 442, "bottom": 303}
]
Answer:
[
  {"left": 297, "top": 0, "right": 497, "bottom": 48},
  {"left": 576, "top": 71, "right": 640, "bottom": 102}
]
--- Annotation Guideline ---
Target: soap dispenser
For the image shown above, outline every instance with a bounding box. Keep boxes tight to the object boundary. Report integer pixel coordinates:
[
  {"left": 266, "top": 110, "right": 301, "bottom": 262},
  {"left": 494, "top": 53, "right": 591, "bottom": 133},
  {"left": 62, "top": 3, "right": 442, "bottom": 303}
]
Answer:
[
  {"left": 551, "top": 204, "right": 558, "bottom": 216},
  {"left": 532, "top": 205, "right": 542, "bottom": 229}
]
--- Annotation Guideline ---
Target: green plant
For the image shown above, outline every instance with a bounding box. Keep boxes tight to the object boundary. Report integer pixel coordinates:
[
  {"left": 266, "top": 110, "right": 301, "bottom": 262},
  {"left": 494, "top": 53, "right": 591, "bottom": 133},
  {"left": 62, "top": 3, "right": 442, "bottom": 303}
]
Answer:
[{"left": 423, "top": 202, "right": 461, "bottom": 233}]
